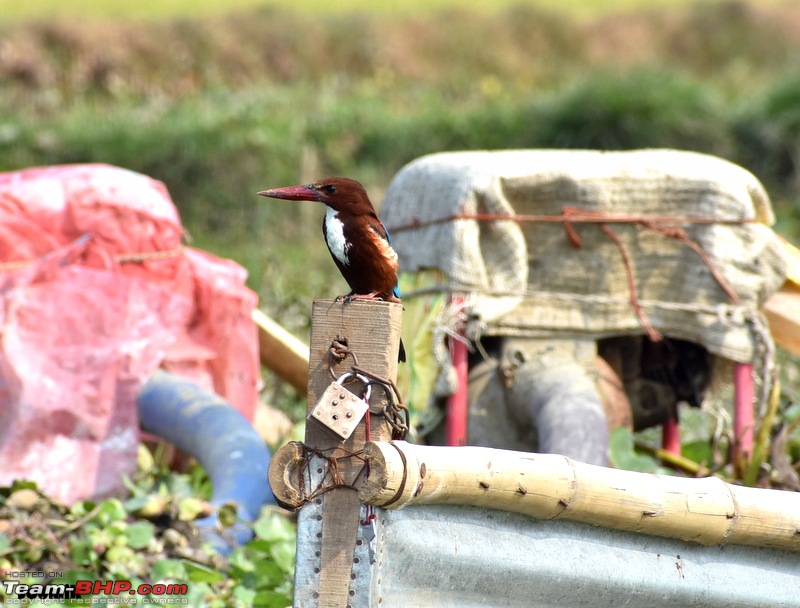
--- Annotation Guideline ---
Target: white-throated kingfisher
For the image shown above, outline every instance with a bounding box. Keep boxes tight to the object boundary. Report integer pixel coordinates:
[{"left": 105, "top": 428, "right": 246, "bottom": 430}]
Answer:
[{"left": 258, "top": 177, "right": 406, "bottom": 363}]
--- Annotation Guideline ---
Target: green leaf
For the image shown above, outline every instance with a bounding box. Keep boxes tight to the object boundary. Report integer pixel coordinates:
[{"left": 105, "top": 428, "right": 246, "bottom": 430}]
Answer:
[
  {"left": 785, "top": 403, "right": 800, "bottom": 423},
  {"left": 217, "top": 502, "right": 239, "bottom": 528},
  {"left": 123, "top": 495, "right": 150, "bottom": 512},
  {"left": 121, "top": 474, "right": 146, "bottom": 497},
  {"left": 10, "top": 479, "right": 39, "bottom": 492},
  {"left": 233, "top": 587, "right": 258, "bottom": 605},
  {"left": 178, "top": 497, "right": 210, "bottom": 521},
  {"left": 151, "top": 558, "right": 187, "bottom": 581},
  {"left": 138, "top": 443, "right": 156, "bottom": 472},
  {"left": 268, "top": 540, "right": 296, "bottom": 575},
  {"left": 0, "top": 532, "right": 10, "bottom": 552},
  {"left": 69, "top": 500, "right": 96, "bottom": 519},
  {"left": 105, "top": 544, "right": 134, "bottom": 564},
  {"left": 681, "top": 439, "right": 713, "bottom": 466},
  {"left": 69, "top": 537, "right": 97, "bottom": 566},
  {"left": 253, "top": 513, "right": 295, "bottom": 543},
  {"left": 185, "top": 582, "right": 214, "bottom": 607},
  {"left": 162, "top": 473, "right": 194, "bottom": 500},
  {"left": 228, "top": 548, "right": 256, "bottom": 578},
  {"left": 243, "top": 539, "right": 273, "bottom": 554},
  {"left": 134, "top": 495, "right": 171, "bottom": 518},
  {"left": 253, "top": 589, "right": 293, "bottom": 608},
  {"left": 126, "top": 521, "right": 155, "bottom": 549},
  {"left": 95, "top": 498, "right": 127, "bottom": 525},
  {"left": 183, "top": 560, "right": 225, "bottom": 584},
  {"left": 608, "top": 428, "right": 661, "bottom": 473},
  {"left": 251, "top": 561, "right": 286, "bottom": 589}
]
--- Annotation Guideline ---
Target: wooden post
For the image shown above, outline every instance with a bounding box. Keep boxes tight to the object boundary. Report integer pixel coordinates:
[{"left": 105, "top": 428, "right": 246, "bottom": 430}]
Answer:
[{"left": 284, "top": 298, "right": 403, "bottom": 608}]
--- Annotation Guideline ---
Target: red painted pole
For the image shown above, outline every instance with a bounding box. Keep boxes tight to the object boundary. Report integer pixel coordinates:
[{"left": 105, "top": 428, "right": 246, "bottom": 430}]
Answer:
[
  {"left": 661, "top": 416, "right": 681, "bottom": 455},
  {"left": 445, "top": 296, "right": 468, "bottom": 447},
  {"left": 733, "top": 362, "right": 754, "bottom": 467}
]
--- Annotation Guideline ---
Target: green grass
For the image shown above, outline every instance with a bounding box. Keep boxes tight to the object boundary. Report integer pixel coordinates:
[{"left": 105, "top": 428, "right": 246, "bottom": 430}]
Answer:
[
  {"left": 1, "top": 0, "right": 796, "bottom": 22},
  {"left": 0, "top": 449, "right": 296, "bottom": 606},
  {"left": 5, "top": 69, "right": 800, "bottom": 340}
]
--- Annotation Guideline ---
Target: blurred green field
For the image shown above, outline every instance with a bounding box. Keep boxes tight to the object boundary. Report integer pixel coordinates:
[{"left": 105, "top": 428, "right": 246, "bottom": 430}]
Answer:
[{"left": 2, "top": 0, "right": 795, "bottom": 21}]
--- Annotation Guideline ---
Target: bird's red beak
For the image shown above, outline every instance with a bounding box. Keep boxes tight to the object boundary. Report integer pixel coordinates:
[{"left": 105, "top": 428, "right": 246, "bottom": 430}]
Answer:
[{"left": 257, "top": 184, "right": 321, "bottom": 201}]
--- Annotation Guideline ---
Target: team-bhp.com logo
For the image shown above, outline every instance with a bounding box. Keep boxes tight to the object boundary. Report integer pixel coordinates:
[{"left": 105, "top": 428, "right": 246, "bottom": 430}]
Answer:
[{"left": 2, "top": 571, "right": 188, "bottom": 604}]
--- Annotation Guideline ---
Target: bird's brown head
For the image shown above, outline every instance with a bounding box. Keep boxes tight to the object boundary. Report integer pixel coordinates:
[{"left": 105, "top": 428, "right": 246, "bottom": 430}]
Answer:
[{"left": 258, "top": 177, "right": 374, "bottom": 215}]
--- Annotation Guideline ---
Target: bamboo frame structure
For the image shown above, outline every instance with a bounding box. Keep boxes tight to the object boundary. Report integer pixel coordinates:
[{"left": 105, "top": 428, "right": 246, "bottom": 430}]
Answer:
[{"left": 359, "top": 441, "right": 800, "bottom": 553}]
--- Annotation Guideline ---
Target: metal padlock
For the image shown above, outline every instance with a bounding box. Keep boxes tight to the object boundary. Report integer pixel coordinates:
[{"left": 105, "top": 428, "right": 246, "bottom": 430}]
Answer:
[{"left": 308, "top": 372, "right": 371, "bottom": 440}]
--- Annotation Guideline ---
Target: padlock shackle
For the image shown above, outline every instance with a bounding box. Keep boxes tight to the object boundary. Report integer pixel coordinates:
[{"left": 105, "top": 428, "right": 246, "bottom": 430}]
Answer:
[{"left": 335, "top": 371, "right": 372, "bottom": 403}]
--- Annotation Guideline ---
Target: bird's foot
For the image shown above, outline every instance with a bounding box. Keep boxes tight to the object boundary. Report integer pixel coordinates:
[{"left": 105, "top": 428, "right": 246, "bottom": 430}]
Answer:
[
  {"left": 336, "top": 292, "right": 386, "bottom": 304},
  {"left": 335, "top": 293, "right": 358, "bottom": 303},
  {"left": 351, "top": 291, "right": 383, "bottom": 301}
]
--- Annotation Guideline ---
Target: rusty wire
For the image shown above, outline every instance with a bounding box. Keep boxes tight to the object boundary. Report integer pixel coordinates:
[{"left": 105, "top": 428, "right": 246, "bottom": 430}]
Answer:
[
  {"left": 297, "top": 444, "right": 367, "bottom": 504},
  {"left": 328, "top": 339, "right": 359, "bottom": 379},
  {"left": 352, "top": 365, "right": 410, "bottom": 440}
]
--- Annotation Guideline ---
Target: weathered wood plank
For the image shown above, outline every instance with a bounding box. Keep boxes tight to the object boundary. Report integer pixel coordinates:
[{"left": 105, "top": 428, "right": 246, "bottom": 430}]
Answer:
[{"left": 301, "top": 298, "right": 403, "bottom": 608}]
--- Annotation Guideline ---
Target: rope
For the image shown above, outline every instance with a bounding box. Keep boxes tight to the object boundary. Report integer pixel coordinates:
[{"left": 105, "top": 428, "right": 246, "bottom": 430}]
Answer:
[
  {"left": 386, "top": 208, "right": 753, "bottom": 234},
  {"left": 596, "top": 221, "right": 662, "bottom": 342},
  {"left": 400, "top": 284, "right": 748, "bottom": 318},
  {"left": 640, "top": 221, "right": 740, "bottom": 304},
  {"left": 388, "top": 206, "right": 746, "bottom": 339},
  {"left": 0, "top": 243, "right": 184, "bottom": 272},
  {"left": 114, "top": 247, "right": 185, "bottom": 263}
]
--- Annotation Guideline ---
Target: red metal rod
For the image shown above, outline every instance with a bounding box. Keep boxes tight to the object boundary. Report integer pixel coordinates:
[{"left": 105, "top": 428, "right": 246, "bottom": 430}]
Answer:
[
  {"left": 661, "top": 417, "right": 681, "bottom": 455},
  {"left": 445, "top": 296, "right": 468, "bottom": 447}
]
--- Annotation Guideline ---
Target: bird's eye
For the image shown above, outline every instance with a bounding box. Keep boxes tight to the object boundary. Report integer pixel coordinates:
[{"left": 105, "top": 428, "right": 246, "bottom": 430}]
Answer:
[{"left": 322, "top": 184, "right": 337, "bottom": 195}]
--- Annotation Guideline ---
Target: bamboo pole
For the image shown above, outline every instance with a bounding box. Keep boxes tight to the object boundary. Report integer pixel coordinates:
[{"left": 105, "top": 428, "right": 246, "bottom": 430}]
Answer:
[
  {"left": 763, "top": 284, "right": 800, "bottom": 356},
  {"left": 360, "top": 441, "right": 800, "bottom": 553},
  {"left": 252, "top": 308, "right": 309, "bottom": 393}
]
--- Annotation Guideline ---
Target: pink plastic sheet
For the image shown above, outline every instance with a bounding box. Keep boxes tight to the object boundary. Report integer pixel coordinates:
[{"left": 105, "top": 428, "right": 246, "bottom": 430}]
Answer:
[{"left": 0, "top": 164, "right": 259, "bottom": 503}]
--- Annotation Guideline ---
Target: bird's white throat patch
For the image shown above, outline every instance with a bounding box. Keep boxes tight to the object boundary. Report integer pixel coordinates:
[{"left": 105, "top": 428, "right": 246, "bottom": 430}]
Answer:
[{"left": 324, "top": 208, "right": 350, "bottom": 265}]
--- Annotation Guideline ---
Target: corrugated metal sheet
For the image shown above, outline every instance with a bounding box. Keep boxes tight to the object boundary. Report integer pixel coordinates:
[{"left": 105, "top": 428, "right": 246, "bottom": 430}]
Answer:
[{"left": 297, "top": 502, "right": 800, "bottom": 607}]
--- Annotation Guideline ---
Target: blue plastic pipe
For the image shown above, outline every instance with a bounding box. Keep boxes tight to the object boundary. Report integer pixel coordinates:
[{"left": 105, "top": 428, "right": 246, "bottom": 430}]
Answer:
[{"left": 137, "top": 371, "right": 274, "bottom": 554}]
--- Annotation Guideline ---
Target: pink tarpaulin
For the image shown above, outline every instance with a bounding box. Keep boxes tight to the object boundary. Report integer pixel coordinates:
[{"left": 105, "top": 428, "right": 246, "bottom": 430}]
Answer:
[{"left": 0, "top": 164, "right": 259, "bottom": 503}]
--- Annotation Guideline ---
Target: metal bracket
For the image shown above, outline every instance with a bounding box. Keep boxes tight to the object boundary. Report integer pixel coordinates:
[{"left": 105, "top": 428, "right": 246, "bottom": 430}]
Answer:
[{"left": 292, "top": 455, "right": 327, "bottom": 608}]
